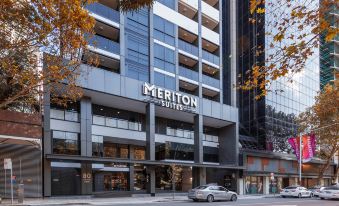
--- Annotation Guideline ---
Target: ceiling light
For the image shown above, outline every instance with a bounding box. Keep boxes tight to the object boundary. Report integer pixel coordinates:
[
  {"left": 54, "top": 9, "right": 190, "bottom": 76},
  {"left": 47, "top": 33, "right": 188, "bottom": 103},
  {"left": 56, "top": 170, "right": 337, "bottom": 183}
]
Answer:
[
  {"left": 99, "top": 26, "right": 104, "bottom": 30},
  {"left": 184, "top": 58, "right": 188, "bottom": 62},
  {"left": 100, "top": 108, "right": 103, "bottom": 111},
  {"left": 117, "top": 111, "right": 120, "bottom": 114}
]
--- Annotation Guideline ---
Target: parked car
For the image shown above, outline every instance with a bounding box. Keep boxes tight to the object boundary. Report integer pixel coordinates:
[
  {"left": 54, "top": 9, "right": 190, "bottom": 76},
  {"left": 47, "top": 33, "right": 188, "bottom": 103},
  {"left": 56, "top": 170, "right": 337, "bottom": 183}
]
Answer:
[
  {"left": 319, "top": 186, "right": 339, "bottom": 200},
  {"left": 280, "top": 186, "right": 312, "bottom": 198},
  {"left": 308, "top": 186, "right": 325, "bottom": 197},
  {"left": 188, "top": 185, "right": 238, "bottom": 202}
]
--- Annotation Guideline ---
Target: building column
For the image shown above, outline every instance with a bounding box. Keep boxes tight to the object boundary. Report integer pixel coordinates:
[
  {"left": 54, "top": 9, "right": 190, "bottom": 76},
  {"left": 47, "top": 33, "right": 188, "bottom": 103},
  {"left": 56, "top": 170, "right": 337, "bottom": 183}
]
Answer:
[
  {"left": 81, "top": 163, "right": 92, "bottom": 195},
  {"left": 219, "top": 124, "right": 238, "bottom": 165},
  {"left": 129, "top": 145, "right": 135, "bottom": 191},
  {"left": 80, "top": 97, "right": 92, "bottom": 157},
  {"left": 146, "top": 103, "right": 155, "bottom": 195},
  {"left": 237, "top": 178, "right": 244, "bottom": 195},
  {"left": 263, "top": 176, "right": 270, "bottom": 195},
  {"left": 43, "top": 79, "right": 51, "bottom": 197},
  {"left": 192, "top": 167, "right": 206, "bottom": 188},
  {"left": 194, "top": 114, "right": 203, "bottom": 164}
]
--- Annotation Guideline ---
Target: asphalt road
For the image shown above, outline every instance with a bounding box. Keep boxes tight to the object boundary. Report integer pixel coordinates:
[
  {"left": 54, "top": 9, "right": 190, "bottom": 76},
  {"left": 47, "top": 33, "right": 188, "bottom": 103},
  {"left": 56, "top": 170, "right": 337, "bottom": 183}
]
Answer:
[{"left": 105, "top": 197, "right": 339, "bottom": 206}]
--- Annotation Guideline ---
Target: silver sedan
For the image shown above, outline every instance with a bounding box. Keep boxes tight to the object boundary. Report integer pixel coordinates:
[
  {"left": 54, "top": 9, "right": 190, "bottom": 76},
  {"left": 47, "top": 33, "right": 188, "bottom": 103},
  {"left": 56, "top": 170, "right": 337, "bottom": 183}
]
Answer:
[{"left": 188, "top": 185, "right": 238, "bottom": 202}]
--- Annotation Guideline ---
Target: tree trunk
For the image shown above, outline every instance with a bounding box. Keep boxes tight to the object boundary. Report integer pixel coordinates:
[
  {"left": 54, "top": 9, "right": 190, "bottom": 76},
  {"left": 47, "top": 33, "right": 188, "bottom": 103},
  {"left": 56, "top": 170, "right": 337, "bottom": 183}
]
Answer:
[{"left": 317, "top": 148, "right": 337, "bottom": 185}]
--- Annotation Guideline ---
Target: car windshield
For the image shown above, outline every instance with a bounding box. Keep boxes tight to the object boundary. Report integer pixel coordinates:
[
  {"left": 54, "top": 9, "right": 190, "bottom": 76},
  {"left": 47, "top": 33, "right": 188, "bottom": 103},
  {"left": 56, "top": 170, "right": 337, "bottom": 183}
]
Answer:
[
  {"left": 285, "top": 187, "right": 297, "bottom": 189},
  {"left": 195, "top": 186, "right": 208, "bottom": 190}
]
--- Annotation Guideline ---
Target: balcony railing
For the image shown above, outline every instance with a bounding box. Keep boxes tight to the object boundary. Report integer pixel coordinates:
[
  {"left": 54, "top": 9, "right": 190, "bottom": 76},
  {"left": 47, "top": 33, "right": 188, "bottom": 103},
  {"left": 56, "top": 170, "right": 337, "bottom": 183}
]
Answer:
[
  {"left": 179, "top": 39, "right": 198, "bottom": 57},
  {"left": 166, "top": 127, "right": 219, "bottom": 143},
  {"left": 93, "top": 115, "right": 142, "bottom": 131},
  {"left": 202, "top": 74, "right": 220, "bottom": 88},
  {"left": 202, "top": 49, "right": 219, "bottom": 65},
  {"left": 88, "top": 35, "right": 120, "bottom": 55},
  {"left": 87, "top": 3, "right": 120, "bottom": 23},
  {"left": 179, "top": 66, "right": 199, "bottom": 81}
]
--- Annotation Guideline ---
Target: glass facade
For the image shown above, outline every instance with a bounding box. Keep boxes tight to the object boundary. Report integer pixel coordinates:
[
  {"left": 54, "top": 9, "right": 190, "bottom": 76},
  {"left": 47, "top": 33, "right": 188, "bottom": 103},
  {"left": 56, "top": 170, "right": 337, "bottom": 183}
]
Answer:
[
  {"left": 125, "top": 9, "right": 150, "bottom": 82},
  {"left": 244, "top": 176, "right": 263, "bottom": 194},
  {"left": 93, "top": 171, "right": 129, "bottom": 191},
  {"left": 155, "top": 166, "right": 192, "bottom": 192},
  {"left": 52, "top": 131, "right": 80, "bottom": 155},
  {"left": 237, "top": 0, "right": 320, "bottom": 152}
]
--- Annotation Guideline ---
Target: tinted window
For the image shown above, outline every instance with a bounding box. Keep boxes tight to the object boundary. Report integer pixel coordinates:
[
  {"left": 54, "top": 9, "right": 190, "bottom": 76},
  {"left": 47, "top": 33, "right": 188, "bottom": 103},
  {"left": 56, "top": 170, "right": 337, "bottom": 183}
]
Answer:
[{"left": 195, "top": 186, "right": 208, "bottom": 190}]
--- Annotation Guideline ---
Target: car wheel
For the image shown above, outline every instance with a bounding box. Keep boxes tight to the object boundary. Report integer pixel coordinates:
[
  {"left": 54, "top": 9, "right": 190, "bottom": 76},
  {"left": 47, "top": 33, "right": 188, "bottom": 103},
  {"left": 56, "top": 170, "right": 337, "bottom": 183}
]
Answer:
[
  {"left": 282, "top": 196, "right": 286, "bottom": 198},
  {"left": 320, "top": 197, "right": 325, "bottom": 200},
  {"left": 207, "top": 194, "right": 214, "bottom": 203},
  {"left": 298, "top": 193, "right": 302, "bottom": 198},
  {"left": 310, "top": 193, "right": 314, "bottom": 198},
  {"left": 231, "top": 195, "right": 237, "bottom": 202},
  {"left": 193, "top": 199, "right": 198, "bottom": 202}
]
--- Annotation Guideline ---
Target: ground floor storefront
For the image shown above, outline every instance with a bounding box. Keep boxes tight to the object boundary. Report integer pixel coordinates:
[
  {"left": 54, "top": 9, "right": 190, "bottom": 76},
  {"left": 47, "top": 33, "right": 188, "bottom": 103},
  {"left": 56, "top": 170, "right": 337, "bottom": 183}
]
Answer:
[
  {"left": 47, "top": 160, "right": 241, "bottom": 196},
  {"left": 237, "top": 152, "right": 336, "bottom": 195}
]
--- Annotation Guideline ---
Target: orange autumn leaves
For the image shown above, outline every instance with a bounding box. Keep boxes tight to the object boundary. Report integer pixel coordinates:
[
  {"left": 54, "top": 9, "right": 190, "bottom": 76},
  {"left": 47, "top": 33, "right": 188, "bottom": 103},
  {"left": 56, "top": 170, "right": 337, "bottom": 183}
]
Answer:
[
  {"left": 244, "top": 0, "right": 339, "bottom": 99},
  {"left": 0, "top": 0, "right": 96, "bottom": 109}
]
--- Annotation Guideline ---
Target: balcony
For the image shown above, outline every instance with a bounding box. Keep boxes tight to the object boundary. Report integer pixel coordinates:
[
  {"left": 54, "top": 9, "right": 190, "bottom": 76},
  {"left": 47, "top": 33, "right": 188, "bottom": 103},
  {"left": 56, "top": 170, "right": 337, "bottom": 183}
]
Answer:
[
  {"left": 87, "top": 2, "right": 120, "bottom": 23},
  {"left": 179, "top": 39, "right": 198, "bottom": 57},
  {"left": 179, "top": 66, "right": 199, "bottom": 81},
  {"left": 202, "top": 49, "right": 219, "bottom": 65},
  {"left": 88, "top": 35, "right": 120, "bottom": 56},
  {"left": 93, "top": 115, "right": 142, "bottom": 131},
  {"left": 202, "top": 74, "right": 220, "bottom": 88}
]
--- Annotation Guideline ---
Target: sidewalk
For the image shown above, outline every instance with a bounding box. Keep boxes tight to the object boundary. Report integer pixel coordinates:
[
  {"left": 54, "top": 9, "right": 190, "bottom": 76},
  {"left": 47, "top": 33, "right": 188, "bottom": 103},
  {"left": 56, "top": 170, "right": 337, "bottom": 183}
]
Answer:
[{"left": 0, "top": 194, "right": 277, "bottom": 206}]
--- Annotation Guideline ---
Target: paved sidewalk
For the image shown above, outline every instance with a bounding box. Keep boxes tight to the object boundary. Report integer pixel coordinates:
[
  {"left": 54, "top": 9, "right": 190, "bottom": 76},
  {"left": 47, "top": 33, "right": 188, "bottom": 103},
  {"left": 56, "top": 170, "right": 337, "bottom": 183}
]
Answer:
[{"left": 0, "top": 194, "right": 276, "bottom": 206}]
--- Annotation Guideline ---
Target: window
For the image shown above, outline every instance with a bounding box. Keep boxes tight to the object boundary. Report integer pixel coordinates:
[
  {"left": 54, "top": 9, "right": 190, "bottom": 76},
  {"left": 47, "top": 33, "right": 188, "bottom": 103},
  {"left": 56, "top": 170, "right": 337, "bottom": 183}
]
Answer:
[
  {"left": 154, "top": 44, "right": 175, "bottom": 73},
  {"left": 52, "top": 131, "right": 80, "bottom": 155},
  {"left": 92, "top": 135, "right": 104, "bottom": 157},
  {"left": 154, "top": 15, "right": 175, "bottom": 46},
  {"left": 154, "top": 72, "right": 175, "bottom": 90},
  {"left": 157, "top": 0, "right": 175, "bottom": 9},
  {"left": 104, "top": 143, "right": 129, "bottom": 159}
]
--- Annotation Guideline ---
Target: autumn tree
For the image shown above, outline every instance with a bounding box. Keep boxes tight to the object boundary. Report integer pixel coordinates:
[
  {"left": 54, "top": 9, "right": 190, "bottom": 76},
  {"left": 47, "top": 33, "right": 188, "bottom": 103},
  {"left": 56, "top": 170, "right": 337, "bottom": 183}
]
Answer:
[
  {"left": 242, "top": 0, "right": 339, "bottom": 98},
  {"left": 0, "top": 0, "right": 96, "bottom": 112},
  {"left": 297, "top": 81, "right": 339, "bottom": 184}
]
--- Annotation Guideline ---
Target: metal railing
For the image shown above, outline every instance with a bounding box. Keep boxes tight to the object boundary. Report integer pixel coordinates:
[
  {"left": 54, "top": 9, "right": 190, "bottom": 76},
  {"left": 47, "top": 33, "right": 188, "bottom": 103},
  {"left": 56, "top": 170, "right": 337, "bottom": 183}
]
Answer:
[
  {"left": 93, "top": 115, "right": 142, "bottom": 131},
  {"left": 87, "top": 3, "right": 120, "bottom": 23},
  {"left": 88, "top": 35, "right": 120, "bottom": 54},
  {"left": 202, "top": 49, "right": 219, "bottom": 65},
  {"left": 202, "top": 74, "right": 220, "bottom": 88}
]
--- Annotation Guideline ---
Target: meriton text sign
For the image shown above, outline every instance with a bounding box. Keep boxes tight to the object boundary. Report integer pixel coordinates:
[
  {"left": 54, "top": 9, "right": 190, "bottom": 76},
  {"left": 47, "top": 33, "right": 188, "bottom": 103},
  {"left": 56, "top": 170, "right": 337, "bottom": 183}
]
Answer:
[{"left": 142, "top": 83, "right": 197, "bottom": 112}]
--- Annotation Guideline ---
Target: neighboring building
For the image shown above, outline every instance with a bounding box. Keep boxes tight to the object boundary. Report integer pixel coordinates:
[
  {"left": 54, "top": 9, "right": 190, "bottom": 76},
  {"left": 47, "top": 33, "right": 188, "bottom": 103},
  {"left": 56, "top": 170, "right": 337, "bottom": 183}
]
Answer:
[
  {"left": 320, "top": 1, "right": 339, "bottom": 90},
  {"left": 42, "top": 0, "right": 242, "bottom": 197},
  {"left": 0, "top": 110, "right": 42, "bottom": 198},
  {"left": 236, "top": 0, "right": 336, "bottom": 195}
]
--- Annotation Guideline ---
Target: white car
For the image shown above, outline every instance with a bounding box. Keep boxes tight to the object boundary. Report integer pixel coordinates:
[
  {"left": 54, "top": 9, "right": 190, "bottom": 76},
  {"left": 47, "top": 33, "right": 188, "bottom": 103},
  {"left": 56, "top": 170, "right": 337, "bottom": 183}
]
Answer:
[
  {"left": 280, "top": 186, "right": 312, "bottom": 198},
  {"left": 319, "top": 186, "right": 339, "bottom": 200},
  {"left": 308, "top": 186, "right": 325, "bottom": 197}
]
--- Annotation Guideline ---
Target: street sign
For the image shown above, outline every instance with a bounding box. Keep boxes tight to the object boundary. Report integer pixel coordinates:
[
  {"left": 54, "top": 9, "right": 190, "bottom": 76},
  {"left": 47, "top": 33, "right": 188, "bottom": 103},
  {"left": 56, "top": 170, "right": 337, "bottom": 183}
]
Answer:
[{"left": 4, "top": 158, "right": 12, "bottom": 170}]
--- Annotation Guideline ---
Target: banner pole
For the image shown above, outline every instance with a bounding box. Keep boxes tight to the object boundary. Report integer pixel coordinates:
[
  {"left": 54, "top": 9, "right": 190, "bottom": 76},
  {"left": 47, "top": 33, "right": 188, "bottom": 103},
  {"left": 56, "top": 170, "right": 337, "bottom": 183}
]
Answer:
[{"left": 299, "top": 133, "right": 302, "bottom": 185}]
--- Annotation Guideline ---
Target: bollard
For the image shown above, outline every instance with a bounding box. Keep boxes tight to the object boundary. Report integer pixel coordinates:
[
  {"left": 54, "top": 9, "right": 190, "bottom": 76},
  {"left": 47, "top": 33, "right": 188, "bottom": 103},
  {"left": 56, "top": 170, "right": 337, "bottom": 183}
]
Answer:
[{"left": 18, "top": 184, "right": 24, "bottom": 204}]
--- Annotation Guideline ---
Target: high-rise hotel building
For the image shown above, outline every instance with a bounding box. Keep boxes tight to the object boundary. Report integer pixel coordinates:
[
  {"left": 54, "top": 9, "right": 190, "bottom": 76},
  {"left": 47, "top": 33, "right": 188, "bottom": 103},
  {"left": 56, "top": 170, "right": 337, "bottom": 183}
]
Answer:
[{"left": 42, "top": 0, "right": 241, "bottom": 196}]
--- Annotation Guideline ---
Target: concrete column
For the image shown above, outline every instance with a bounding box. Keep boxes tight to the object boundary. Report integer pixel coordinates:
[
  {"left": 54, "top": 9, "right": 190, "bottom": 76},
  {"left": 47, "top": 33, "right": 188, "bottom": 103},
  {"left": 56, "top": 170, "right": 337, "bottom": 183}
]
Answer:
[
  {"left": 146, "top": 166, "right": 156, "bottom": 196},
  {"left": 146, "top": 103, "right": 155, "bottom": 195},
  {"left": 219, "top": 124, "right": 238, "bottom": 165},
  {"left": 81, "top": 163, "right": 92, "bottom": 195},
  {"left": 119, "top": 9, "right": 125, "bottom": 76},
  {"left": 129, "top": 145, "right": 135, "bottom": 191},
  {"left": 197, "top": 0, "right": 203, "bottom": 100},
  {"left": 263, "top": 176, "right": 270, "bottom": 195},
  {"left": 192, "top": 167, "right": 206, "bottom": 188},
  {"left": 80, "top": 97, "right": 92, "bottom": 157},
  {"left": 230, "top": 0, "right": 237, "bottom": 107},
  {"left": 194, "top": 114, "right": 203, "bottom": 164},
  {"left": 146, "top": 103, "right": 155, "bottom": 161},
  {"left": 43, "top": 159, "right": 51, "bottom": 197},
  {"left": 42, "top": 74, "right": 51, "bottom": 197},
  {"left": 237, "top": 178, "right": 244, "bottom": 195},
  {"left": 149, "top": 8, "right": 154, "bottom": 84}
]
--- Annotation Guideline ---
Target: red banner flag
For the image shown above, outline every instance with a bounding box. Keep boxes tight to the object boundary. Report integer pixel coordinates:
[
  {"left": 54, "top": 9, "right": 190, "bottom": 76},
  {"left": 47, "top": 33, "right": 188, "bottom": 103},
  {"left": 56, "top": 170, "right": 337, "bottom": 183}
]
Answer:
[{"left": 302, "top": 134, "right": 316, "bottom": 163}]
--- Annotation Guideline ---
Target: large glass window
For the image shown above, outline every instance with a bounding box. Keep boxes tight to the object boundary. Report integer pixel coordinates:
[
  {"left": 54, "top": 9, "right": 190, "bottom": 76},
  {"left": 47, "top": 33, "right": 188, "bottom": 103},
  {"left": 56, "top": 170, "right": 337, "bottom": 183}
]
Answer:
[
  {"left": 103, "top": 143, "right": 129, "bottom": 159},
  {"left": 52, "top": 131, "right": 80, "bottom": 155},
  {"left": 156, "top": 142, "right": 194, "bottom": 161},
  {"left": 244, "top": 176, "right": 263, "bottom": 194},
  {"left": 92, "top": 135, "right": 104, "bottom": 157},
  {"left": 154, "top": 72, "right": 175, "bottom": 90},
  {"left": 154, "top": 44, "right": 175, "bottom": 73},
  {"left": 93, "top": 171, "right": 129, "bottom": 191},
  {"left": 134, "top": 146, "right": 146, "bottom": 160},
  {"left": 203, "top": 146, "right": 219, "bottom": 163},
  {"left": 155, "top": 166, "right": 192, "bottom": 192},
  {"left": 153, "top": 15, "right": 175, "bottom": 46},
  {"left": 134, "top": 164, "right": 146, "bottom": 191}
]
